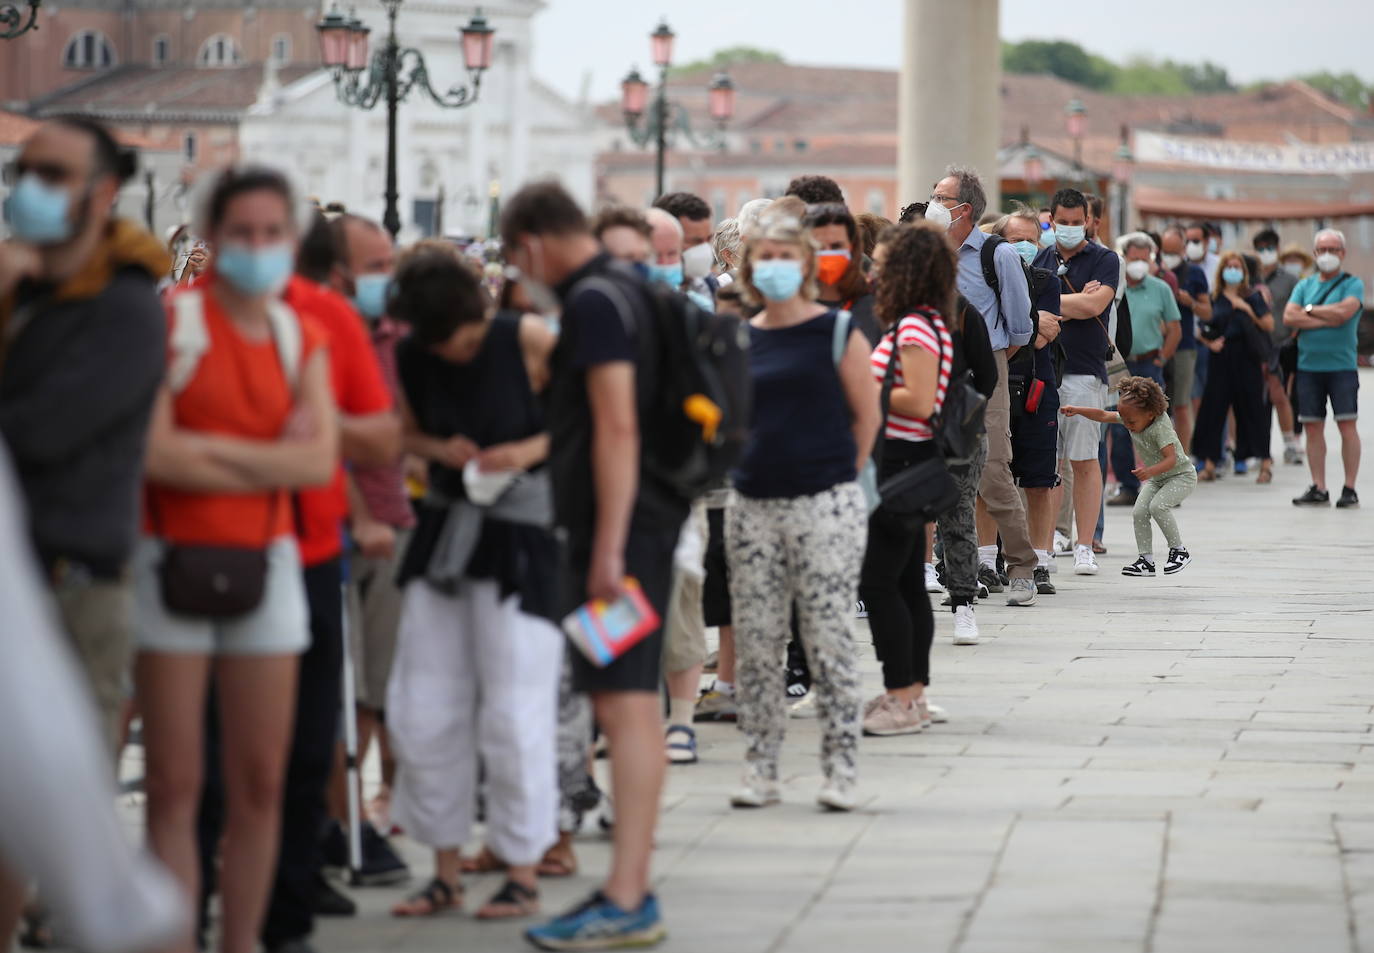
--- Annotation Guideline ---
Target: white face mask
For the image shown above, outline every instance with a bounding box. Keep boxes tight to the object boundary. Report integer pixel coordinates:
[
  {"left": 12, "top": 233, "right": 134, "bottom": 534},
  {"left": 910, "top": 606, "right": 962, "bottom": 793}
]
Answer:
[
  {"left": 681, "top": 242, "right": 715, "bottom": 281},
  {"left": 1160, "top": 253, "right": 1183, "bottom": 271},
  {"left": 924, "top": 201, "right": 953, "bottom": 231},
  {"left": 1316, "top": 252, "right": 1341, "bottom": 274},
  {"left": 1282, "top": 261, "right": 1305, "bottom": 278},
  {"left": 1257, "top": 248, "right": 1279, "bottom": 267},
  {"left": 1124, "top": 260, "right": 1150, "bottom": 282},
  {"left": 1185, "top": 241, "right": 1206, "bottom": 262}
]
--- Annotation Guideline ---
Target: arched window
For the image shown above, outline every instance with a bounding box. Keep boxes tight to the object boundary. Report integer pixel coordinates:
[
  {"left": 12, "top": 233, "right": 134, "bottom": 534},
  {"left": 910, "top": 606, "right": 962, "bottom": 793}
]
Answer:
[
  {"left": 63, "top": 31, "right": 116, "bottom": 70},
  {"left": 152, "top": 35, "right": 170, "bottom": 67},
  {"left": 197, "top": 34, "right": 242, "bottom": 68},
  {"left": 271, "top": 34, "right": 292, "bottom": 65}
]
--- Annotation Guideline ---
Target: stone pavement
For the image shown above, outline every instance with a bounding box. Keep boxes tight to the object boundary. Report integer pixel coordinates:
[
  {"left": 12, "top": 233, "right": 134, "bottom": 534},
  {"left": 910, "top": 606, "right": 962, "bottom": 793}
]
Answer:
[{"left": 284, "top": 373, "right": 1374, "bottom": 952}]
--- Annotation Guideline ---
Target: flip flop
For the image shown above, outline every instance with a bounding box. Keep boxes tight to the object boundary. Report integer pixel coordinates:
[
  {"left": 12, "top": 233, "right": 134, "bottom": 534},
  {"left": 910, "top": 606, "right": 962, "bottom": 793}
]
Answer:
[
  {"left": 537, "top": 839, "right": 578, "bottom": 878},
  {"left": 461, "top": 846, "right": 507, "bottom": 874},
  {"left": 390, "top": 877, "right": 462, "bottom": 918},
  {"left": 475, "top": 880, "right": 540, "bottom": 920},
  {"left": 1092, "top": 541, "right": 1108, "bottom": 555}
]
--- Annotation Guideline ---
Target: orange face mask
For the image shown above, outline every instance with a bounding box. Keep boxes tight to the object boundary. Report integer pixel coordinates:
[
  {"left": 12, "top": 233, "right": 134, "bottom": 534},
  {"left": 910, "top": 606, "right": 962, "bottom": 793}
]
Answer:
[{"left": 816, "top": 249, "right": 851, "bottom": 286}]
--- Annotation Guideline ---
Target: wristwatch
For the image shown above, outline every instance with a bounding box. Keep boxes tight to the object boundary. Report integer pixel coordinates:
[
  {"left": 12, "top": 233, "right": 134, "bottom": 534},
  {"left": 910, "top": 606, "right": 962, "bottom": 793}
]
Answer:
[{"left": 1305, "top": 303, "right": 1315, "bottom": 315}]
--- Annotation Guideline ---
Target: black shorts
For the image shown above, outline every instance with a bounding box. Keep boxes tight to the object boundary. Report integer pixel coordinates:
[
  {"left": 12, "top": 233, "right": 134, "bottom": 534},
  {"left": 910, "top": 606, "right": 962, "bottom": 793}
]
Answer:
[
  {"left": 1011, "top": 378, "right": 1062, "bottom": 489},
  {"left": 702, "top": 506, "right": 732, "bottom": 627},
  {"left": 566, "top": 525, "right": 677, "bottom": 694}
]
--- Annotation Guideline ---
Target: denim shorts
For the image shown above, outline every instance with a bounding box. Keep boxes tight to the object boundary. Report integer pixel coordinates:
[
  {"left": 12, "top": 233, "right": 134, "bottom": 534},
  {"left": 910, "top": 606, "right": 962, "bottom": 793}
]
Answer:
[
  {"left": 1295, "top": 369, "right": 1360, "bottom": 423},
  {"left": 1011, "top": 378, "right": 1061, "bottom": 488}
]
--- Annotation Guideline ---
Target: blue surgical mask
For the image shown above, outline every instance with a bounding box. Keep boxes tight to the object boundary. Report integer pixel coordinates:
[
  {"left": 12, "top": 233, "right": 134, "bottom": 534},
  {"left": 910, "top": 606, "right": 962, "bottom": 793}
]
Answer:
[
  {"left": 352, "top": 273, "right": 391, "bottom": 320},
  {"left": 1012, "top": 240, "right": 1039, "bottom": 264},
  {"left": 752, "top": 259, "right": 804, "bottom": 302},
  {"left": 216, "top": 242, "right": 294, "bottom": 297},
  {"left": 1054, "top": 224, "right": 1086, "bottom": 249},
  {"left": 1038, "top": 226, "right": 1056, "bottom": 248},
  {"left": 3, "top": 174, "right": 75, "bottom": 245},
  {"left": 646, "top": 262, "right": 683, "bottom": 289},
  {"left": 1222, "top": 266, "right": 1245, "bottom": 286}
]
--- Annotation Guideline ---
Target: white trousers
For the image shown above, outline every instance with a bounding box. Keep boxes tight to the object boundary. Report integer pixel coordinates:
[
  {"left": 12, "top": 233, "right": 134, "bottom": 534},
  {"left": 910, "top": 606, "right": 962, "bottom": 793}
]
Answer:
[{"left": 387, "top": 579, "right": 561, "bottom": 865}]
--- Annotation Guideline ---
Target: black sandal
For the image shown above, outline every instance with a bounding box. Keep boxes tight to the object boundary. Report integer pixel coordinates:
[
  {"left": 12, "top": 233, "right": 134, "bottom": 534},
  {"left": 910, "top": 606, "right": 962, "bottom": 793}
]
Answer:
[
  {"left": 476, "top": 879, "right": 540, "bottom": 920},
  {"left": 390, "top": 877, "right": 461, "bottom": 918}
]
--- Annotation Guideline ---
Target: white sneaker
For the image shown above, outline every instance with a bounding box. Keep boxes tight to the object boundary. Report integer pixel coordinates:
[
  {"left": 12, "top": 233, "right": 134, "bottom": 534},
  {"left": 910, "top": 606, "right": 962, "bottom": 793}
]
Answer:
[
  {"left": 730, "top": 768, "right": 781, "bottom": 808},
  {"left": 1073, "top": 544, "right": 1099, "bottom": 576},
  {"left": 953, "top": 605, "right": 980, "bottom": 645},
  {"left": 817, "top": 780, "right": 858, "bottom": 812},
  {"left": 924, "top": 563, "right": 944, "bottom": 593},
  {"left": 1053, "top": 530, "right": 1072, "bottom": 555},
  {"left": 788, "top": 693, "right": 818, "bottom": 719}
]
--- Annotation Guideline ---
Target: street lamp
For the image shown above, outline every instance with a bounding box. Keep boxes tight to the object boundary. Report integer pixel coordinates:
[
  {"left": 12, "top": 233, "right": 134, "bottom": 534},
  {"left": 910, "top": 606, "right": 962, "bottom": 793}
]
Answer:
[
  {"left": 1112, "top": 126, "right": 1134, "bottom": 236},
  {"left": 620, "top": 20, "right": 735, "bottom": 200},
  {"left": 1065, "top": 98, "right": 1087, "bottom": 176},
  {"left": 317, "top": 2, "right": 495, "bottom": 239},
  {"left": 1, "top": 0, "right": 41, "bottom": 40}
]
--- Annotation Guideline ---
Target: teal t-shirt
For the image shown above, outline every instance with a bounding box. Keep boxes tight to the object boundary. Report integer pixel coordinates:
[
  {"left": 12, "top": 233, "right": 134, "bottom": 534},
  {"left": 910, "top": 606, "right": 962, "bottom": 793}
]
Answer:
[
  {"left": 1290, "top": 273, "right": 1364, "bottom": 372},
  {"left": 1130, "top": 413, "right": 1193, "bottom": 481},
  {"left": 1123, "top": 275, "right": 1181, "bottom": 357}
]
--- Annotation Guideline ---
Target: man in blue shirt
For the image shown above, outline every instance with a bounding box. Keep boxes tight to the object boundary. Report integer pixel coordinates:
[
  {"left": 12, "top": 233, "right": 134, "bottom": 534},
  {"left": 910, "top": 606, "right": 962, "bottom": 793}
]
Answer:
[
  {"left": 931, "top": 165, "right": 1038, "bottom": 607},
  {"left": 1283, "top": 228, "right": 1364, "bottom": 509},
  {"left": 1033, "top": 188, "right": 1119, "bottom": 576},
  {"left": 1159, "top": 226, "right": 1211, "bottom": 454}
]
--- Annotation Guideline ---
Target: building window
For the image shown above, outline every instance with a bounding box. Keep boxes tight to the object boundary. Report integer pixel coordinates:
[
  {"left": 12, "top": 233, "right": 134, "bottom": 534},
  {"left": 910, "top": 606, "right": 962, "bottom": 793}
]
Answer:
[
  {"left": 63, "top": 30, "right": 116, "bottom": 70},
  {"left": 271, "top": 34, "right": 291, "bottom": 65},
  {"left": 413, "top": 199, "right": 438, "bottom": 237},
  {"left": 866, "top": 189, "right": 886, "bottom": 217},
  {"left": 711, "top": 190, "right": 727, "bottom": 223},
  {"left": 197, "top": 34, "right": 242, "bottom": 68},
  {"left": 794, "top": 139, "right": 809, "bottom": 153},
  {"left": 152, "top": 35, "right": 170, "bottom": 66},
  {"left": 183, "top": 132, "right": 198, "bottom": 163}
]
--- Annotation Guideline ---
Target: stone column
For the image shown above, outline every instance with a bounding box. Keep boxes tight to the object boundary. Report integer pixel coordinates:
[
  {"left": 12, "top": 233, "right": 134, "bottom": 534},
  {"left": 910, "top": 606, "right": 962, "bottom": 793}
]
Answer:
[{"left": 897, "top": 0, "right": 1001, "bottom": 212}]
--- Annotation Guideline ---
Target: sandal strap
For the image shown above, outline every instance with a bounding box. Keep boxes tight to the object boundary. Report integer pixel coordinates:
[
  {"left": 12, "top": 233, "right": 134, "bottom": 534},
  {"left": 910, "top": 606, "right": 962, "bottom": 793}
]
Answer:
[
  {"left": 407, "top": 877, "right": 458, "bottom": 907},
  {"left": 490, "top": 879, "right": 539, "bottom": 905}
]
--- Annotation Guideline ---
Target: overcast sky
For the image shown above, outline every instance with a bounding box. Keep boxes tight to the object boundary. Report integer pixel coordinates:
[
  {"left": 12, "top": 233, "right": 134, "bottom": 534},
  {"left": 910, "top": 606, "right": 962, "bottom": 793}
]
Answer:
[{"left": 530, "top": 0, "right": 1374, "bottom": 103}]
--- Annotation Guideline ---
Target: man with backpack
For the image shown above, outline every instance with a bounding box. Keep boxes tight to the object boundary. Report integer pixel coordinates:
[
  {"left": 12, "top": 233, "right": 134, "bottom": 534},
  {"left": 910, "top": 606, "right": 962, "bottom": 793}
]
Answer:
[
  {"left": 928, "top": 165, "right": 1038, "bottom": 607},
  {"left": 503, "top": 182, "right": 688, "bottom": 951}
]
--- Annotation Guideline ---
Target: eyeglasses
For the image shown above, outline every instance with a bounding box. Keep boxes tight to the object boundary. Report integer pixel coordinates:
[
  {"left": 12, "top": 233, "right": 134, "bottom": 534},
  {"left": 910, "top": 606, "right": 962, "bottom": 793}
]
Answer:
[
  {"left": 1, "top": 159, "right": 78, "bottom": 186},
  {"left": 929, "top": 194, "right": 958, "bottom": 205},
  {"left": 1314, "top": 246, "right": 1343, "bottom": 254}
]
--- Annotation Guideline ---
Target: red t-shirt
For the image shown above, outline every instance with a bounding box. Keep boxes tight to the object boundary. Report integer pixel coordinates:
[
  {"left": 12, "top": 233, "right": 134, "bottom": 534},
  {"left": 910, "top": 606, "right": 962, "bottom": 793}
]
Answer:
[
  {"left": 284, "top": 276, "right": 392, "bottom": 567},
  {"left": 145, "top": 284, "right": 326, "bottom": 547}
]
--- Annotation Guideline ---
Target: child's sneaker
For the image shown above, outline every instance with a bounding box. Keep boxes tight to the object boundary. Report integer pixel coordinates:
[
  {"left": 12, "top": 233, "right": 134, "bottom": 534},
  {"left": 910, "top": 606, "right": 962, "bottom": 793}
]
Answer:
[
  {"left": 1121, "top": 556, "right": 1156, "bottom": 577},
  {"left": 526, "top": 891, "right": 666, "bottom": 950},
  {"left": 1163, "top": 548, "right": 1192, "bottom": 575}
]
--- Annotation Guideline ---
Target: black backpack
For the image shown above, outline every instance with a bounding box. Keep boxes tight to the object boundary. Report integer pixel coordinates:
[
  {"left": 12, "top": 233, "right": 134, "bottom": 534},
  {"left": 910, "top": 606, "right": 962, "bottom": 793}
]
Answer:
[
  {"left": 982, "top": 234, "right": 1067, "bottom": 387},
  {"left": 586, "top": 266, "right": 751, "bottom": 502}
]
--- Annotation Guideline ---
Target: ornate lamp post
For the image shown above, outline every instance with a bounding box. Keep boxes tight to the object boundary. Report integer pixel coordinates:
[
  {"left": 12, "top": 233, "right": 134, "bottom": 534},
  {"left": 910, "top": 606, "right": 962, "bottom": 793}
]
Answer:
[
  {"left": 1112, "top": 125, "right": 1135, "bottom": 237},
  {"left": 1, "top": 0, "right": 41, "bottom": 40},
  {"left": 620, "top": 20, "right": 735, "bottom": 199},
  {"left": 317, "top": 2, "right": 495, "bottom": 239},
  {"left": 1065, "top": 97, "right": 1087, "bottom": 179},
  {"left": 1019, "top": 125, "right": 1044, "bottom": 202}
]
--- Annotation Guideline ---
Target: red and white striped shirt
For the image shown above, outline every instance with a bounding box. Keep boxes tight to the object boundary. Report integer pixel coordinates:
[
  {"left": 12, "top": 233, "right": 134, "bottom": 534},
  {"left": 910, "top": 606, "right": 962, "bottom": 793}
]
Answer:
[{"left": 870, "top": 307, "right": 953, "bottom": 442}]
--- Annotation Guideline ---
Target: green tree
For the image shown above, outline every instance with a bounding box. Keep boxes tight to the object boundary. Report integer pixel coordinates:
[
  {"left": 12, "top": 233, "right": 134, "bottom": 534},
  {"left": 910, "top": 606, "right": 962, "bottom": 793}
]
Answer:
[
  {"left": 670, "top": 46, "right": 783, "bottom": 76},
  {"left": 1001, "top": 39, "right": 1117, "bottom": 90},
  {"left": 1299, "top": 71, "right": 1372, "bottom": 108},
  {"left": 1177, "top": 61, "right": 1235, "bottom": 94},
  {"left": 1111, "top": 57, "right": 1190, "bottom": 96}
]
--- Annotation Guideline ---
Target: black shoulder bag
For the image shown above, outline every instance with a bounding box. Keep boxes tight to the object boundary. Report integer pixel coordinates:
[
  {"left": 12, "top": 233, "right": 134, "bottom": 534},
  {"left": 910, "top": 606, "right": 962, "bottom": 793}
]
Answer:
[{"left": 153, "top": 494, "right": 277, "bottom": 619}]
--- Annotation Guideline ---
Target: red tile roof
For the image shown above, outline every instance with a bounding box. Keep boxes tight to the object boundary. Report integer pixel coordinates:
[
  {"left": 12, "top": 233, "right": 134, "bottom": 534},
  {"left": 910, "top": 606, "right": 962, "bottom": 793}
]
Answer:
[
  {"left": 34, "top": 65, "right": 320, "bottom": 121},
  {"left": 1, "top": 107, "right": 163, "bottom": 150}
]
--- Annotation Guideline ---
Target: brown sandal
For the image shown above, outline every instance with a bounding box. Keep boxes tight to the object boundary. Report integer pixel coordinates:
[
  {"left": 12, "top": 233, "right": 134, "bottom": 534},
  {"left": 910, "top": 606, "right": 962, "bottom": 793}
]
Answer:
[
  {"left": 476, "top": 879, "right": 540, "bottom": 920},
  {"left": 1198, "top": 463, "right": 1217, "bottom": 482},
  {"left": 461, "top": 846, "right": 507, "bottom": 874},
  {"left": 1257, "top": 462, "right": 1274, "bottom": 484},
  {"left": 537, "top": 836, "right": 578, "bottom": 878},
  {"left": 391, "top": 877, "right": 462, "bottom": 918}
]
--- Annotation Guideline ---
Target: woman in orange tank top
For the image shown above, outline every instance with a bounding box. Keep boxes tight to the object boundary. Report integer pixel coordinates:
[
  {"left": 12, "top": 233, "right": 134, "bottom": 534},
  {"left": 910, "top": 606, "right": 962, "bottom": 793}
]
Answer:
[{"left": 135, "top": 166, "right": 337, "bottom": 953}]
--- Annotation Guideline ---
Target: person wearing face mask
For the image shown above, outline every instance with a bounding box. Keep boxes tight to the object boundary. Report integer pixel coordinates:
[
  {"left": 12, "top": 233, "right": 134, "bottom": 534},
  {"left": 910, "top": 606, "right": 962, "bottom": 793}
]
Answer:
[
  {"left": 653, "top": 191, "right": 717, "bottom": 308},
  {"left": 1158, "top": 226, "right": 1211, "bottom": 456},
  {"left": 1279, "top": 245, "right": 1314, "bottom": 281},
  {"left": 803, "top": 202, "right": 880, "bottom": 346},
  {"left": 1109, "top": 234, "right": 1181, "bottom": 506},
  {"left": 726, "top": 212, "right": 879, "bottom": 811},
  {"left": 929, "top": 165, "right": 1039, "bottom": 607},
  {"left": 1251, "top": 228, "right": 1303, "bottom": 465},
  {"left": 382, "top": 243, "right": 562, "bottom": 923},
  {"left": 135, "top": 165, "right": 340, "bottom": 953},
  {"left": 711, "top": 216, "right": 742, "bottom": 285},
  {"left": 1032, "top": 188, "right": 1120, "bottom": 577},
  {"left": 1192, "top": 251, "right": 1274, "bottom": 485},
  {"left": 1184, "top": 222, "right": 1221, "bottom": 292},
  {"left": 0, "top": 118, "right": 170, "bottom": 762},
  {"left": 591, "top": 205, "right": 653, "bottom": 276},
  {"left": 1284, "top": 229, "right": 1364, "bottom": 509}
]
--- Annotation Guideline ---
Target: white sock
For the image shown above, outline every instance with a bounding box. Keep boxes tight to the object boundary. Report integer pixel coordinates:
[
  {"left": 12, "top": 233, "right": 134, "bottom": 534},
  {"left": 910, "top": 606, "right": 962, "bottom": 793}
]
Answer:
[
  {"left": 1035, "top": 549, "right": 1051, "bottom": 568},
  {"left": 978, "top": 545, "right": 998, "bottom": 570},
  {"left": 714, "top": 679, "right": 735, "bottom": 696},
  {"left": 1140, "top": 552, "right": 1155, "bottom": 565},
  {"left": 668, "top": 697, "right": 694, "bottom": 728}
]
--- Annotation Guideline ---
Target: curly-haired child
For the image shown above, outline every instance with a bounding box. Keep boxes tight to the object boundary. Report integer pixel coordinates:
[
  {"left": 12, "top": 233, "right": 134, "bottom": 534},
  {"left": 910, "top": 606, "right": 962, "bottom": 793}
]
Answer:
[{"left": 1062, "top": 376, "right": 1196, "bottom": 576}]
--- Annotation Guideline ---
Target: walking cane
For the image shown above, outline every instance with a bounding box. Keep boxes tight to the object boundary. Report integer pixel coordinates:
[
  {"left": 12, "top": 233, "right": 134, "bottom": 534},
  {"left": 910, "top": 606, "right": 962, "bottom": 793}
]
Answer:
[{"left": 339, "top": 576, "right": 365, "bottom": 887}]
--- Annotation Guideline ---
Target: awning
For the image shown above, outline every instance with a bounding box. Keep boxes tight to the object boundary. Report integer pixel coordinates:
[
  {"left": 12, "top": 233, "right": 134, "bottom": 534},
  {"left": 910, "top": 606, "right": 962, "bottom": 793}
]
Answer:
[{"left": 1133, "top": 186, "right": 1374, "bottom": 221}]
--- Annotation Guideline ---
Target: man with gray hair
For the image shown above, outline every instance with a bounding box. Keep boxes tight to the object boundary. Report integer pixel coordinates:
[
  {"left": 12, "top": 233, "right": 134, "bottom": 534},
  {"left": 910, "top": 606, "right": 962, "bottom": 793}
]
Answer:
[
  {"left": 1109, "top": 232, "right": 1181, "bottom": 505},
  {"left": 1284, "top": 228, "right": 1364, "bottom": 508},
  {"left": 928, "top": 164, "right": 1038, "bottom": 607}
]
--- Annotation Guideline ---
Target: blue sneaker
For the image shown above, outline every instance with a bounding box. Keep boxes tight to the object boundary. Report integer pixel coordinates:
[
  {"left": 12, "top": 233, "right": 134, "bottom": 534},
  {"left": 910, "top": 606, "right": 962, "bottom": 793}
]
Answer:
[{"left": 525, "top": 891, "right": 666, "bottom": 951}]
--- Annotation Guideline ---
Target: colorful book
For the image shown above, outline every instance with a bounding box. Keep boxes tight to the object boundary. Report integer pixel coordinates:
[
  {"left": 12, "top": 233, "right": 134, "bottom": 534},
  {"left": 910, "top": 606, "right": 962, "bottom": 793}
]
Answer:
[{"left": 562, "top": 577, "right": 660, "bottom": 668}]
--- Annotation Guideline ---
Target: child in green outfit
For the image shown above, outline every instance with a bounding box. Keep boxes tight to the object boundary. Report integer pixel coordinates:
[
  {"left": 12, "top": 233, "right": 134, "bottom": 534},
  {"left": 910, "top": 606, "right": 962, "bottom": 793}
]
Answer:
[{"left": 1062, "top": 376, "right": 1196, "bottom": 576}]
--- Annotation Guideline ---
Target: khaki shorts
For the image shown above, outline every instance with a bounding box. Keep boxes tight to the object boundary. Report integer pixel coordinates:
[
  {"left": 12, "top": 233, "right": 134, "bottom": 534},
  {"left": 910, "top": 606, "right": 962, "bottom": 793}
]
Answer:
[
  {"left": 346, "top": 528, "right": 411, "bottom": 710},
  {"left": 1058, "top": 374, "right": 1108, "bottom": 461},
  {"left": 662, "top": 568, "right": 707, "bottom": 676},
  {"left": 1165, "top": 349, "right": 1197, "bottom": 411},
  {"left": 53, "top": 572, "right": 135, "bottom": 761}
]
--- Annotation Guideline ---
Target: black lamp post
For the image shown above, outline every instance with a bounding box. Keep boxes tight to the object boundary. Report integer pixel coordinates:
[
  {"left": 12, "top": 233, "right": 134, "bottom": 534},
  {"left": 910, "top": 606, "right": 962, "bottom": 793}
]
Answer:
[
  {"left": 620, "top": 20, "right": 735, "bottom": 200},
  {"left": 317, "top": 1, "right": 495, "bottom": 239},
  {"left": 1, "top": 0, "right": 41, "bottom": 40}
]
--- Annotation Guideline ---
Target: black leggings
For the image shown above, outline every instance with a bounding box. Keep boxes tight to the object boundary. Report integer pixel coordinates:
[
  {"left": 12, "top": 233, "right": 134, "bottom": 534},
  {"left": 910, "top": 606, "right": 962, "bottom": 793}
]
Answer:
[
  {"left": 858, "top": 440, "right": 936, "bottom": 691},
  {"left": 1193, "top": 342, "right": 1271, "bottom": 465}
]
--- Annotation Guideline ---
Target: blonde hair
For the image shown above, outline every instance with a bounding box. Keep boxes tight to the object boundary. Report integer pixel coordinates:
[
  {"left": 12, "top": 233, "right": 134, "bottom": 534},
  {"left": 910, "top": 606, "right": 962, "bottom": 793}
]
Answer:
[{"left": 739, "top": 214, "right": 818, "bottom": 307}]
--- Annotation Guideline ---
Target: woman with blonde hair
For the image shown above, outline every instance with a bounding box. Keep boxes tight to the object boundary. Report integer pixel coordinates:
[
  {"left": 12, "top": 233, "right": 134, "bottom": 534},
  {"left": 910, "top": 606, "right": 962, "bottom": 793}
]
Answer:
[{"left": 726, "top": 214, "right": 880, "bottom": 812}]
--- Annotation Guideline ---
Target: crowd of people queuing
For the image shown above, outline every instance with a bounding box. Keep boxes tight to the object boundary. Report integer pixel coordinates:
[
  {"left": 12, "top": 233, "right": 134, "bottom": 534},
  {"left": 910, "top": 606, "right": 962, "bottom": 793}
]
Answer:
[{"left": 0, "top": 115, "right": 1365, "bottom": 953}]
